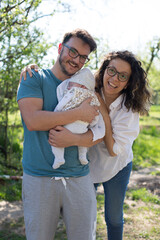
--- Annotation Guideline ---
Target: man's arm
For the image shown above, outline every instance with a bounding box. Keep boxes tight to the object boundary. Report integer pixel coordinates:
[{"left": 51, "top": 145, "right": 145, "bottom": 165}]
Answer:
[
  {"left": 48, "top": 126, "right": 103, "bottom": 148},
  {"left": 18, "top": 97, "right": 99, "bottom": 131}
]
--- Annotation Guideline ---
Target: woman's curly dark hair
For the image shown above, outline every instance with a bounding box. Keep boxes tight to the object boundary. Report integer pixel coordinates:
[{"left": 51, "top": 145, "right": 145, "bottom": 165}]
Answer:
[{"left": 95, "top": 51, "right": 152, "bottom": 115}]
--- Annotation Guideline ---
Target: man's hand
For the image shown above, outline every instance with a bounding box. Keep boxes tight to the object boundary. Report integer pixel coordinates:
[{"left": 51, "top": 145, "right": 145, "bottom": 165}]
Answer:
[
  {"left": 77, "top": 98, "right": 99, "bottom": 123},
  {"left": 20, "top": 64, "right": 39, "bottom": 82},
  {"left": 48, "top": 126, "right": 77, "bottom": 148}
]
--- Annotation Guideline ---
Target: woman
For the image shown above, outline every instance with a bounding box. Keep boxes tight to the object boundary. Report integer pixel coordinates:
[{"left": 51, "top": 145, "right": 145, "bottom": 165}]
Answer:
[{"left": 88, "top": 50, "right": 151, "bottom": 240}]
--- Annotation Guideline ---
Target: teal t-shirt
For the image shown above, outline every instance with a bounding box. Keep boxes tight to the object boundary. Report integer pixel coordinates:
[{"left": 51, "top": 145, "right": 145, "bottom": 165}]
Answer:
[{"left": 17, "top": 69, "right": 89, "bottom": 177}]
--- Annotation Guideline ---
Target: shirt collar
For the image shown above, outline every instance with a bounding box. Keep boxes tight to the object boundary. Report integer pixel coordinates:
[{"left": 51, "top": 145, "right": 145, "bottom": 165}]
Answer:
[
  {"left": 109, "top": 94, "right": 124, "bottom": 110},
  {"left": 101, "top": 89, "right": 125, "bottom": 110}
]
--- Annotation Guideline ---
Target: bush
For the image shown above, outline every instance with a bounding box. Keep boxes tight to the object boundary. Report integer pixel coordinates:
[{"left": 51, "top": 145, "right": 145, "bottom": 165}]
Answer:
[{"left": 0, "top": 179, "right": 22, "bottom": 202}]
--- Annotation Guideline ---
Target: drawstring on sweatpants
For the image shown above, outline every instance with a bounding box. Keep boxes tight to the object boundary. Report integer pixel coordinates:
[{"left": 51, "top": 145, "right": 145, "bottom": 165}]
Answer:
[{"left": 51, "top": 177, "right": 69, "bottom": 189}]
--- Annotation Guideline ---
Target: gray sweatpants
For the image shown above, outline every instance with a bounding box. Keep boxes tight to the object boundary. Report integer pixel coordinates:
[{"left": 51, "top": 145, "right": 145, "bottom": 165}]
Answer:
[{"left": 22, "top": 173, "right": 97, "bottom": 240}]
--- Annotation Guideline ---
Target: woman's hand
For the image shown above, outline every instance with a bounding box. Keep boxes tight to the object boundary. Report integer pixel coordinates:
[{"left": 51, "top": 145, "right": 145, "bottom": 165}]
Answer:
[
  {"left": 48, "top": 126, "right": 77, "bottom": 148},
  {"left": 20, "top": 64, "right": 39, "bottom": 82},
  {"left": 48, "top": 125, "right": 101, "bottom": 148}
]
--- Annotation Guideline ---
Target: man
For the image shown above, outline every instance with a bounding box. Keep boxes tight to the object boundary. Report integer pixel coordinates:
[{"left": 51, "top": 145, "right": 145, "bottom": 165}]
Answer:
[{"left": 17, "top": 29, "right": 101, "bottom": 240}]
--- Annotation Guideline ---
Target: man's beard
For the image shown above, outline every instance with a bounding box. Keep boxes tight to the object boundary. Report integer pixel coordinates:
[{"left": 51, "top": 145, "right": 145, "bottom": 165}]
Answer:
[{"left": 59, "top": 50, "right": 77, "bottom": 77}]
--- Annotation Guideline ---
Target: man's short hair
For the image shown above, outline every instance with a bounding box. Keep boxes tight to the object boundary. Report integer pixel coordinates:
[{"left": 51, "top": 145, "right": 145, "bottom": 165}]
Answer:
[{"left": 62, "top": 28, "right": 97, "bottom": 53}]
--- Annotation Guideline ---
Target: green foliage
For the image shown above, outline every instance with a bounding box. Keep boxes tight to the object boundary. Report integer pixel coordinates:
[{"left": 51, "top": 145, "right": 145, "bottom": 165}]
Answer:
[
  {"left": 0, "top": 125, "right": 23, "bottom": 175},
  {"left": 0, "top": 179, "right": 22, "bottom": 201},
  {"left": 97, "top": 194, "right": 104, "bottom": 206},
  {"left": 0, "top": 231, "right": 26, "bottom": 240},
  {"left": 150, "top": 104, "right": 160, "bottom": 112},
  {"left": 0, "top": 216, "right": 25, "bottom": 239},
  {"left": 133, "top": 126, "right": 160, "bottom": 170},
  {"left": 0, "top": 0, "right": 53, "bottom": 104},
  {"left": 133, "top": 105, "right": 160, "bottom": 170},
  {"left": 139, "top": 38, "right": 160, "bottom": 91},
  {"left": 151, "top": 170, "right": 160, "bottom": 176},
  {"left": 96, "top": 194, "right": 107, "bottom": 239},
  {"left": 86, "top": 37, "right": 109, "bottom": 70},
  {"left": 0, "top": 0, "right": 55, "bottom": 172},
  {"left": 140, "top": 125, "right": 160, "bottom": 137},
  {"left": 140, "top": 104, "right": 160, "bottom": 126},
  {"left": 127, "top": 188, "right": 160, "bottom": 204},
  {"left": 123, "top": 202, "right": 130, "bottom": 210},
  {"left": 148, "top": 66, "right": 160, "bottom": 91}
]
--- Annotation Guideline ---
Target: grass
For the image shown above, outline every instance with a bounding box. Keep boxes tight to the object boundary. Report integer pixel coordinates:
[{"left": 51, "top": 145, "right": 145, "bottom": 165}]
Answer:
[
  {"left": 140, "top": 105, "right": 160, "bottom": 126},
  {"left": 132, "top": 126, "right": 160, "bottom": 170},
  {"left": 123, "top": 198, "right": 160, "bottom": 240},
  {"left": 95, "top": 186, "right": 160, "bottom": 240},
  {"left": 0, "top": 232, "right": 25, "bottom": 240},
  {"left": 96, "top": 194, "right": 107, "bottom": 239},
  {"left": 0, "top": 217, "right": 25, "bottom": 240},
  {"left": 126, "top": 188, "right": 160, "bottom": 204}
]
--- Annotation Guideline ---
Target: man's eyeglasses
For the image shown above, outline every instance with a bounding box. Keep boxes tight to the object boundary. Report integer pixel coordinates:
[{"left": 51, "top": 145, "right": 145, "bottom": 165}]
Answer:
[
  {"left": 106, "top": 66, "right": 129, "bottom": 82},
  {"left": 63, "top": 44, "right": 90, "bottom": 64}
]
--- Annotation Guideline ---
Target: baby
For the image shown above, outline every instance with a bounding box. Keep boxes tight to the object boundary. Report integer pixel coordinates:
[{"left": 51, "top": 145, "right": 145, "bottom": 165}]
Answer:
[{"left": 52, "top": 68, "right": 105, "bottom": 169}]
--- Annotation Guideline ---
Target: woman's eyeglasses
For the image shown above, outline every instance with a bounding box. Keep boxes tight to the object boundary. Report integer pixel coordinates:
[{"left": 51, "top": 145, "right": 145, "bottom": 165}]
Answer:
[{"left": 106, "top": 66, "right": 129, "bottom": 82}]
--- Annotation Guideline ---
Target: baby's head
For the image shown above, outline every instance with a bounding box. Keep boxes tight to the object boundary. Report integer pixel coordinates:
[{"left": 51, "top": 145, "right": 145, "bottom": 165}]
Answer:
[{"left": 68, "top": 68, "right": 95, "bottom": 91}]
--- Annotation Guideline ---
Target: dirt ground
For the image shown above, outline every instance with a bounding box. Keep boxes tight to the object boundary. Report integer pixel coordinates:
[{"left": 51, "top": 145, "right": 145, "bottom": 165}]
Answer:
[{"left": 0, "top": 167, "right": 160, "bottom": 237}]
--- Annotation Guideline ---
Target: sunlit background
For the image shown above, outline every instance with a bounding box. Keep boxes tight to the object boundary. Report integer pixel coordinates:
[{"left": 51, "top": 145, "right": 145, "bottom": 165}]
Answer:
[
  {"left": 0, "top": 2, "right": 160, "bottom": 239},
  {"left": 35, "top": 0, "right": 160, "bottom": 65}
]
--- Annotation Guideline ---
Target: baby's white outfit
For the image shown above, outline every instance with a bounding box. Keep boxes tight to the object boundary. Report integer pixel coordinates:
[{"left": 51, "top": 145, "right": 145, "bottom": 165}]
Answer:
[{"left": 52, "top": 68, "right": 105, "bottom": 169}]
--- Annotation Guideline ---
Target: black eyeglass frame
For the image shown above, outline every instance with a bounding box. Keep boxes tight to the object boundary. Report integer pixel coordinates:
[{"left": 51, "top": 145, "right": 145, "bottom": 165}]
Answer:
[
  {"left": 106, "top": 66, "right": 129, "bottom": 82},
  {"left": 63, "top": 44, "right": 90, "bottom": 64}
]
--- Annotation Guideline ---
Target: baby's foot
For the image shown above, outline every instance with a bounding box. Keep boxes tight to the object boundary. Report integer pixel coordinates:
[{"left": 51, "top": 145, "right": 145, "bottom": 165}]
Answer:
[
  {"left": 52, "top": 159, "right": 65, "bottom": 169},
  {"left": 79, "top": 156, "right": 88, "bottom": 165}
]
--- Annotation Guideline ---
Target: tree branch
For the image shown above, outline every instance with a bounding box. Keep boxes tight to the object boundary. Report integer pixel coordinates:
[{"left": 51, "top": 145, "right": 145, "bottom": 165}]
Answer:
[
  {"left": 3, "top": 0, "right": 26, "bottom": 13},
  {"left": 146, "top": 39, "right": 160, "bottom": 74}
]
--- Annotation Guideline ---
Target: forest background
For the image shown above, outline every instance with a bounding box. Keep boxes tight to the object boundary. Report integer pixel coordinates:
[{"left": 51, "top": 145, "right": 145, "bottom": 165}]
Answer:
[{"left": 0, "top": 0, "right": 160, "bottom": 239}]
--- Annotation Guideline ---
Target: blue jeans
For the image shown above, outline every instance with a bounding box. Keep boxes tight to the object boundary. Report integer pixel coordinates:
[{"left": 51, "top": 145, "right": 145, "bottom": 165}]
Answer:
[{"left": 95, "top": 162, "right": 132, "bottom": 240}]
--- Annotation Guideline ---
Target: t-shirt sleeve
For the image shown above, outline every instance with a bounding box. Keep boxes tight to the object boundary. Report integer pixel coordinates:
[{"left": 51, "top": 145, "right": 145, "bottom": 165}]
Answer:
[{"left": 17, "top": 70, "right": 43, "bottom": 101}]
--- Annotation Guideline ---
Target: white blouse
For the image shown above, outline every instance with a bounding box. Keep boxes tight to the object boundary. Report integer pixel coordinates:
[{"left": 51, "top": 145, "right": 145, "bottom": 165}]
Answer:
[{"left": 88, "top": 94, "right": 140, "bottom": 183}]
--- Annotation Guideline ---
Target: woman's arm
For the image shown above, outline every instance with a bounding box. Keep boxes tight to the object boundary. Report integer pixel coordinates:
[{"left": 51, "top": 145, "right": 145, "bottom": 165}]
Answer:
[
  {"left": 48, "top": 126, "right": 102, "bottom": 148},
  {"left": 97, "top": 93, "right": 140, "bottom": 157},
  {"left": 96, "top": 93, "right": 117, "bottom": 156}
]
